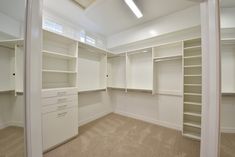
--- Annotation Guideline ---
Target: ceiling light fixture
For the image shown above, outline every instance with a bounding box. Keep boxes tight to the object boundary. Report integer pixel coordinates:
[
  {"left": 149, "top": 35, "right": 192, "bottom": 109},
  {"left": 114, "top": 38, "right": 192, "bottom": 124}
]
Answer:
[{"left": 124, "top": 0, "right": 143, "bottom": 18}]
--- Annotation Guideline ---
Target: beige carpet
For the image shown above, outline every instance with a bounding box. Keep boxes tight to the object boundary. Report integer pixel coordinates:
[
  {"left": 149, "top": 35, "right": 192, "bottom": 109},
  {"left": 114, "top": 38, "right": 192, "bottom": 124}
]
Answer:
[
  {"left": 0, "top": 126, "right": 24, "bottom": 157},
  {"left": 0, "top": 114, "right": 233, "bottom": 157},
  {"left": 44, "top": 113, "right": 201, "bottom": 157},
  {"left": 220, "top": 133, "right": 235, "bottom": 157}
]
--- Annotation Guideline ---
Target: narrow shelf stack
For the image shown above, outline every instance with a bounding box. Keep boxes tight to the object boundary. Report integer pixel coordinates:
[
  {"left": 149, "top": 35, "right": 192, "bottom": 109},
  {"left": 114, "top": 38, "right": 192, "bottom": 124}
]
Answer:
[{"left": 182, "top": 38, "right": 202, "bottom": 140}]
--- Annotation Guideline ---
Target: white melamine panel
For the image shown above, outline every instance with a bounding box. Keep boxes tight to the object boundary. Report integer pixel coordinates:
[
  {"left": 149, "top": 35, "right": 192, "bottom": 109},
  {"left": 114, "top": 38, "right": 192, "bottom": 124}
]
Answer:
[
  {"left": 42, "top": 73, "right": 77, "bottom": 89},
  {"left": 15, "top": 46, "right": 24, "bottom": 93},
  {"left": 107, "top": 56, "right": 126, "bottom": 88},
  {"left": 154, "top": 59, "right": 182, "bottom": 95},
  {"left": 78, "top": 48, "right": 107, "bottom": 92},
  {"left": 153, "top": 41, "right": 182, "bottom": 58},
  {"left": 43, "top": 55, "right": 76, "bottom": 72},
  {"left": 221, "top": 43, "right": 235, "bottom": 93},
  {"left": 42, "top": 107, "right": 78, "bottom": 151},
  {"left": 127, "top": 51, "right": 153, "bottom": 90},
  {"left": 43, "top": 30, "right": 77, "bottom": 56},
  {"left": 0, "top": 46, "right": 15, "bottom": 91},
  {"left": 221, "top": 97, "right": 235, "bottom": 133}
]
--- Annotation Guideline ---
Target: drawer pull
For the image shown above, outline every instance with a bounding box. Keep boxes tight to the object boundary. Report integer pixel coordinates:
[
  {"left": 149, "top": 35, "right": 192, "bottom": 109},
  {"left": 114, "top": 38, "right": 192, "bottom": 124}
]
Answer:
[
  {"left": 57, "top": 98, "right": 67, "bottom": 103},
  {"left": 57, "top": 105, "right": 67, "bottom": 110},
  {"left": 57, "top": 92, "right": 66, "bottom": 96},
  {"left": 57, "top": 112, "right": 67, "bottom": 117}
]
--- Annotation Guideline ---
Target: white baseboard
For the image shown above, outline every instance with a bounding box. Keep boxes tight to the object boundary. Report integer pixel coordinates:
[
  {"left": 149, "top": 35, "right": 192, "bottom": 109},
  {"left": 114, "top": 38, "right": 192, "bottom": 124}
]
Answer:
[
  {"left": 221, "top": 127, "right": 235, "bottom": 133},
  {"left": 114, "top": 110, "right": 182, "bottom": 131},
  {"left": 78, "top": 110, "right": 112, "bottom": 126},
  {"left": 8, "top": 121, "right": 24, "bottom": 127},
  {"left": 0, "top": 121, "right": 24, "bottom": 129}
]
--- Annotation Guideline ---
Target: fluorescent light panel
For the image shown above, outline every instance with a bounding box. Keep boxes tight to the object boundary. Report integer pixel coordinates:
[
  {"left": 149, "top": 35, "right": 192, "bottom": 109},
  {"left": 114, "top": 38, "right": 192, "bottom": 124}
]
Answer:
[{"left": 124, "top": 0, "right": 143, "bottom": 18}]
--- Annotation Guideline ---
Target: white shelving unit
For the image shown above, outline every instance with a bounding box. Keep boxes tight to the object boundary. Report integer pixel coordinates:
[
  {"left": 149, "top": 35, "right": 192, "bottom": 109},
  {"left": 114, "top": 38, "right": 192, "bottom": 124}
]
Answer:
[
  {"left": 126, "top": 48, "right": 153, "bottom": 92},
  {"left": 107, "top": 53, "right": 126, "bottom": 90},
  {"left": 221, "top": 38, "right": 235, "bottom": 96},
  {"left": 41, "top": 30, "right": 79, "bottom": 151},
  {"left": 153, "top": 41, "right": 183, "bottom": 96},
  {"left": 182, "top": 38, "right": 202, "bottom": 140},
  {"left": 42, "top": 30, "right": 78, "bottom": 89},
  {"left": 77, "top": 42, "right": 107, "bottom": 93},
  {"left": 0, "top": 39, "right": 24, "bottom": 95}
]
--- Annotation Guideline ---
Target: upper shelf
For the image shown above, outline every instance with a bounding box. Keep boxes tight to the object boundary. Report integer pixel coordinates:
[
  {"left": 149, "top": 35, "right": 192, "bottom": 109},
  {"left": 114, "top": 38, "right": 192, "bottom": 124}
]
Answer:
[
  {"left": 43, "top": 50, "right": 77, "bottom": 59},
  {"left": 0, "top": 39, "right": 24, "bottom": 49},
  {"left": 154, "top": 54, "right": 182, "bottom": 62},
  {"left": 78, "top": 41, "right": 110, "bottom": 55}
]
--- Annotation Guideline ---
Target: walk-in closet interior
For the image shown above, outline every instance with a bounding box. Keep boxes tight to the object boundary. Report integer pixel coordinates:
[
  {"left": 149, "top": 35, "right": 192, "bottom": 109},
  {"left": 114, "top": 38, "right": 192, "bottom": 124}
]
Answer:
[
  {"left": 0, "top": 0, "right": 233, "bottom": 157},
  {"left": 0, "top": 0, "right": 26, "bottom": 156}
]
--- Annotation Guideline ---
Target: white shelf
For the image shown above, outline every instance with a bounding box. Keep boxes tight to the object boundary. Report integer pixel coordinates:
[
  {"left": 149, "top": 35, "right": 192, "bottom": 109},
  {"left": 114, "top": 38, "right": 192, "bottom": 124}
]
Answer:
[
  {"left": 222, "top": 92, "right": 235, "bottom": 96},
  {"left": 183, "top": 132, "right": 201, "bottom": 140},
  {"left": 184, "top": 84, "right": 201, "bottom": 87},
  {"left": 78, "top": 88, "right": 106, "bottom": 93},
  {"left": 184, "top": 75, "right": 202, "bottom": 77},
  {"left": 184, "top": 102, "right": 201, "bottom": 106},
  {"left": 184, "top": 55, "right": 201, "bottom": 59},
  {"left": 43, "top": 50, "right": 76, "bottom": 59},
  {"left": 107, "top": 87, "right": 126, "bottom": 90},
  {"left": 155, "top": 90, "right": 182, "bottom": 96},
  {"left": 127, "top": 88, "right": 152, "bottom": 93},
  {"left": 42, "top": 70, "right": 77, "bottom": 74},
  {"left": 183, "top": 122, "right": 201, "bottom": 128},
  {"left": 184, "top": 65, "right": 201, "bottom": 68},
  {"left": 154, "top": 54, "right": 182, "bottom": 62},
  {"left": 0, "top": 39, "right": 23, "bottom": 49},
  {"left": 184, "top": 93, "right": 202, "bottom": 96},
  {"left": 184, "top": 112, "right": 201, "bottom": 117},
  {"left": 184, "top": 45, "right": 201, "bottom": 50},
  {"left": 0, "top": 90, "right": 14, "bottom": 94}
]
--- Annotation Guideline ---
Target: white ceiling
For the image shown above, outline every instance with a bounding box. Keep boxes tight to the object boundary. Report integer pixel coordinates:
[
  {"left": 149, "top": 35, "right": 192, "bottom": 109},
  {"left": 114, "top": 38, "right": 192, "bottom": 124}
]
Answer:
[
  {"left": 0, "top": 0, "right": 25, "bottom": 21},
  {"left": 44, "top": 0, "right": 198, "bottom": 36}
]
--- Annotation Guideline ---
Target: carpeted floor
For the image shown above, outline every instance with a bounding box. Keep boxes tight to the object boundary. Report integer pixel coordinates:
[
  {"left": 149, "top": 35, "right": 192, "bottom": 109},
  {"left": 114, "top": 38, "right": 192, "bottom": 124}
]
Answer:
[
  {"left": 0, "top": 126, "right": 24, "bottom": 157},
  {"left": 44, "top": 113, "right": 201, "bottom": 157},
  {"left": 220, "top": 133, "right": 235, "bottom": 157},
  {"left": 0, "top": 114, "right": 234, "bottom": 157}
]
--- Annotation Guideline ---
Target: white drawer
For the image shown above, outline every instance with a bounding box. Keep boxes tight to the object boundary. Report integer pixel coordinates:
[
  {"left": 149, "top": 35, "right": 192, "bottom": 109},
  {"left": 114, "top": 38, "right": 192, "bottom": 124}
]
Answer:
[
  {"left": 42, "top": 101, "right": 77, "bottom": 114},
  {"left": 42, "top": 95, "right": 78, "bottom": 106},
  {"left": 42, "top": 88, "right": 78, "bottom": 98},
  {"left": 42, "top": 107, "right": 78, "bottom": 151}
]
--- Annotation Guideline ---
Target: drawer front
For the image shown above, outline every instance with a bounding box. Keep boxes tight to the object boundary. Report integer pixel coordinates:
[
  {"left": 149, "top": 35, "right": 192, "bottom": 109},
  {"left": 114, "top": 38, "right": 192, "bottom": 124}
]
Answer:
[
  {"left": 42, "top": 88, "right": 77, "bottom": 98},
  {"left": 42, "top": 107, "right": 78, "bottom": 151},
  {"left": 42, "top": 95, "right": 78, "bottom": 106},
  {"left": 42, "top": 101, "right": 77, "bottom": 114}
]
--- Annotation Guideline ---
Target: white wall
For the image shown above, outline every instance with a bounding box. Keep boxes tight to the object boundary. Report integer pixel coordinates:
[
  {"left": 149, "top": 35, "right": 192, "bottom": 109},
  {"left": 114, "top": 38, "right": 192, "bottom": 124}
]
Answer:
[
  {"left": 0, "top": 94, "right": 11, "bottom": 129},
  {"left": 112, "top": 91, "right": 183, "bottom": 130},
  {"left": 78, "top": 91, "right": 113, "bottom": 126},
  {"left": 0, "top": 94, "right": 24, "bottom": 129}
]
